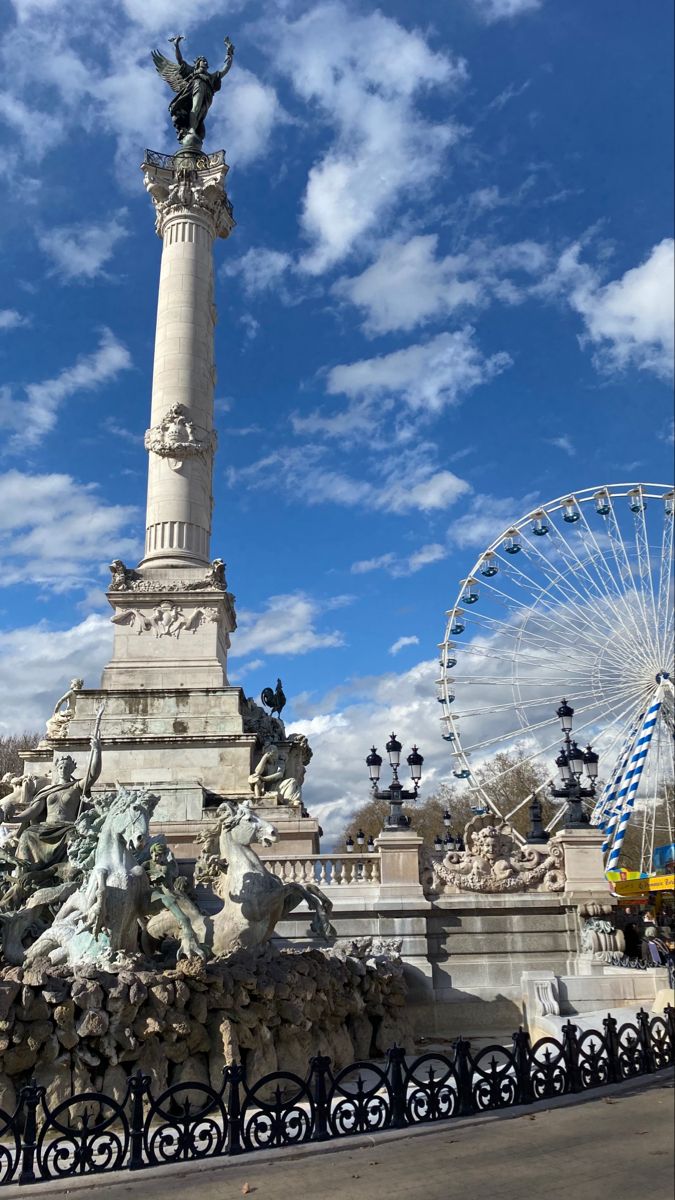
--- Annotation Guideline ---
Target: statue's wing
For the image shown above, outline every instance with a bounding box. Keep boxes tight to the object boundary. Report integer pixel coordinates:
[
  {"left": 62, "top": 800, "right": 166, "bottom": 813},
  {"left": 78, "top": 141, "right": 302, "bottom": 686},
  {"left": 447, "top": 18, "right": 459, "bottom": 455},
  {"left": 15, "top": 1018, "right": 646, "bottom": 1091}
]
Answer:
[
  {"left": 151, "top": 50, "right": 190, "bottom": 94},
  {"left": 184, "top": 608, "right": 204, "bottom": 632},
  {"left": 111, "top": 609, "right": 151, "bottom": 631}
]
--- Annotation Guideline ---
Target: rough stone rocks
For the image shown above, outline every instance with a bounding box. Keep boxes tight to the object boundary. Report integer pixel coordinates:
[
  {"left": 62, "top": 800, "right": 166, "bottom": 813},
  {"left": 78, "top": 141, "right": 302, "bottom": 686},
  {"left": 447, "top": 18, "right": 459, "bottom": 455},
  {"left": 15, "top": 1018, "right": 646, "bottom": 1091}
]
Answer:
[{"left": 0, "top": 944, "right": 410, "bottom": 1098}]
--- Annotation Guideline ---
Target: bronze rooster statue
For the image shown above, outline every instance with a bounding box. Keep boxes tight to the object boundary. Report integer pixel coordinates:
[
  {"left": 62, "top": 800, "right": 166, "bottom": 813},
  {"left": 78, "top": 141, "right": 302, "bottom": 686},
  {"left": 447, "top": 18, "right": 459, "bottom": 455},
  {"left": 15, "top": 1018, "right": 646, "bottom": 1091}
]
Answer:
[{"left": 260, "top": 678, "right": 286, "bottom": 719}]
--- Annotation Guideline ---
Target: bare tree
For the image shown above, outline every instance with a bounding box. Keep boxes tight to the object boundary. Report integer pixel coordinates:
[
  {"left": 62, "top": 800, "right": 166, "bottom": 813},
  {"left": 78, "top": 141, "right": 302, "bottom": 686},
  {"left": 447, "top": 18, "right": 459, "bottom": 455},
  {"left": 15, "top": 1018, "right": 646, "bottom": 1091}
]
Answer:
[
  {"left": 0, "top": 733, "right": 41, "bottom": 783},
  {"left": 341, "top": 750, "right": 558, "bottom": 848}
]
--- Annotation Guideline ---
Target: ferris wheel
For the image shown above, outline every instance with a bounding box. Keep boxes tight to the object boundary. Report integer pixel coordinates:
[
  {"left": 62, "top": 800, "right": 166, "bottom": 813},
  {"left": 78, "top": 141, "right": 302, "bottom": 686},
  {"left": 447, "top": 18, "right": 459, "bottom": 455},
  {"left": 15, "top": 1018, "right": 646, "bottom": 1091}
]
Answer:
[{"left": 437, "top": 483, "right": 674, "bottom": 874}]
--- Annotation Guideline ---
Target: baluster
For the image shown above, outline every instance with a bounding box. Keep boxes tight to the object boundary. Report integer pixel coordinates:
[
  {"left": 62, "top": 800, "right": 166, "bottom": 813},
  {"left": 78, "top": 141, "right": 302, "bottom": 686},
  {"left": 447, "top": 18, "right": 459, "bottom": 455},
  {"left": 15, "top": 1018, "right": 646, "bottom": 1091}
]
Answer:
[
  {"left": 453, "top": 1037, "right": 474, "bottom": 1116},
  {"left": 637, "top": 1008, "right": 655, "bottom": 1074},
  {"left": 386, "top": 1045, "right": 407, "bottom": 1129},
  {"left": 664, "top": 1003, "right": 675, "bottom": 1050},
  {"left": 309, "top": 1055, "right": 331, "bottom": 1141},
  {"left": 511, "top": 1028, "right": 533, "bottom": 1106},
  {"left": 227, "top": 1063, "right": 245, "bottom": 1156},
  {"left": 18, "top": 1080, "right": 42, "bottom": 1185},
  {"left": 603, "top": 1013, "right": 620, "bottom": 1084},
  {"left": 128, "top": 1069, "right": 149, "bottom": 1170},
  {"left": 333, "top": 859, "right": 343, "bottom": 885},
  {"left": 344, "top": 859, "right": 354, "bottom": 884},
  {"left": 562, "top": 1021, "right": 582, "bottom": 1092},
  {"left": 317, "top": 860, "right": 327, "bottom": 885}
]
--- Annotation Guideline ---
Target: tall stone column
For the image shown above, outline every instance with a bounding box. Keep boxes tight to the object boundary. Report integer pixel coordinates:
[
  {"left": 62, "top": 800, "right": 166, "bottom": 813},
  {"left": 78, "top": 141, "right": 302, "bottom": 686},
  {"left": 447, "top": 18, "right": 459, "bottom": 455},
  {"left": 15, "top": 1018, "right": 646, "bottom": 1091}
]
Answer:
[
  {"left": 100, "top": 149, "right": 237, "bottom": 689},
  {"left": 142, "top": 150, "right": 235, "bottom": 568}
]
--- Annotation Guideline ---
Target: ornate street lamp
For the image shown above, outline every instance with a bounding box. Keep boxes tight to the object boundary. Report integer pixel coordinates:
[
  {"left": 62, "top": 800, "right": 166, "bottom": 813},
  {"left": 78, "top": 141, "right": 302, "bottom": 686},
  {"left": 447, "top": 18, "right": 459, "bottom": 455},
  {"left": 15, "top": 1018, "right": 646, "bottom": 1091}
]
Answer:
[
  {"left": 549, "top": 699, "right": 598, "bottom": 827},
  {"left": 365, "top": 733, "right": 424, "bottom": 831}
]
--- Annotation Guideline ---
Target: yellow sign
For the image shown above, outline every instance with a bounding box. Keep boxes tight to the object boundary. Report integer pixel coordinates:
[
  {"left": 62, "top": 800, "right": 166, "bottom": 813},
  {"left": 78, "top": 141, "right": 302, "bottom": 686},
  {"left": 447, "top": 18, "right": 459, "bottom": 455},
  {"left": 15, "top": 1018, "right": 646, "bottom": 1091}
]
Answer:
[{"left": 611, "top": 873, "right": 675, "bottom": 896}]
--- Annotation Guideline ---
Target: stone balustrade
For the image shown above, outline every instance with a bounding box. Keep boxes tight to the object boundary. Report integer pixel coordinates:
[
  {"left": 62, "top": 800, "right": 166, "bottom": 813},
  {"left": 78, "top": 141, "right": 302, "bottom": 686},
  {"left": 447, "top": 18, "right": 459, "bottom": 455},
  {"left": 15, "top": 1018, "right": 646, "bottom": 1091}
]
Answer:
[{"left": 265, "top": 853, "right": 381, "bottom": 887}]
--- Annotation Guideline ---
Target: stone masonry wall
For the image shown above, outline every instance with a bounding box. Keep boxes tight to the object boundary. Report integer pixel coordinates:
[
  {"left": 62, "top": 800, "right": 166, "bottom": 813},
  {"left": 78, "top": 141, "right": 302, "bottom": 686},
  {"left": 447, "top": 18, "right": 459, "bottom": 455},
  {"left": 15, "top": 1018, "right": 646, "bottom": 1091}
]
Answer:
[{"left": 0, "top": 945, "right": 411, "bottom": 1113}]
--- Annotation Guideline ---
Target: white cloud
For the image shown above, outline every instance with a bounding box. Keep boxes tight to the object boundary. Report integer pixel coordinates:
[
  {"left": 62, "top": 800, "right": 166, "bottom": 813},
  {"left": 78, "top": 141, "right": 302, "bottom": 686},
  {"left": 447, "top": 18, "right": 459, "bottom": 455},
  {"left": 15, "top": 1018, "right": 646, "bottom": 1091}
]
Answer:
[
  {"left": 541, "top": 238, "right": 675, "bottom": 380},
  {"left": 230, "top": 443, "right": 470, "bottom": 515},
  {"left": 0, "top": 309, "right": 29, "bottom": 331},
  {"left": 334, "top": 235, "right": 550, "bottom": 335},
  {"left": 288, "top": 656, "right": 449, "bottom": 844},
  {"left": 351, "top": 542, "right": 447, "bottom": 579},
  {"left": 226, "top": 247, "right": 293, "bottom": 296},
  {"left": 470, "top": 0, "right": 543, "bottom": 22},
  {"left": 0, "top": 613, "right": 112, "bottom": 737},
  {"left": 448, "top": 492, "right": 539, "bottom": 550},
  {"left": 389, "top": 635, "right": 420, "bottom": 656},
  {"left": 0, "top": 94, "right": 65, "bottom": 162},
  {"left": 351, "top": 553, "right": 396, "bottom": 575},
  {"left": 231, "top": 592, "right": 346, "bottom": 659},
  {"left": 38, "top": 211, "right": 129, "bottom": 282},
  {"left": 546, "top": 435, "right": 574, "bottom": 456},
  {"left": 0, "top": 470, "right": 140, "bottom": 591},
  {"left": 209, "top": 66, "right": 286, "bottom": 168},
  {"left": 0, "top": 329, "right": 132, "bottom": 450},
  {"left": 269, "top": 2, "right": 466, "bottom": 273},
  {"left": 119, "top": 0, "right": 233, "bottom": 30},
  {"left": 326, "top": 328, "right": 512, "bottom": 416}
]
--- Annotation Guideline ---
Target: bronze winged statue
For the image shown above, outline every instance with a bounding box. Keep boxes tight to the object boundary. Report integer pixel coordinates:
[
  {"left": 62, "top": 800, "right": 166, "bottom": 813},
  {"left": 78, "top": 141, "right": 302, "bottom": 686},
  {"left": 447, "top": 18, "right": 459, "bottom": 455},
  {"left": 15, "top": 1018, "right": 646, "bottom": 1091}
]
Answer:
[{"left": 152, "top": 35, "right": 235, "bottom": 151}]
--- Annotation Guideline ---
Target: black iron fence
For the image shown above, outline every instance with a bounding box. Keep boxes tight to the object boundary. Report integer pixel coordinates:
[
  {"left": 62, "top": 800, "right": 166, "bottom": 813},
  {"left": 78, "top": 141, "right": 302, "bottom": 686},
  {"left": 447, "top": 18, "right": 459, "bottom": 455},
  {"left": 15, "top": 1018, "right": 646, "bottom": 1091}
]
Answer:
[{"left": 2, "top": 1006, "right": 672, "bottom": 1187}]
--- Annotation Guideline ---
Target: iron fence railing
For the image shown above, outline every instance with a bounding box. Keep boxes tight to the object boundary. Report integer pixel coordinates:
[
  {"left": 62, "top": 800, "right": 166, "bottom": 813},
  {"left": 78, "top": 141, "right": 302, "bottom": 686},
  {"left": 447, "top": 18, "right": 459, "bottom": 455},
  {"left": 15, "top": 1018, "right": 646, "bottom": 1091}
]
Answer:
[{"left": 2, "top": 1006, "right": 672, "bottom": 1186}]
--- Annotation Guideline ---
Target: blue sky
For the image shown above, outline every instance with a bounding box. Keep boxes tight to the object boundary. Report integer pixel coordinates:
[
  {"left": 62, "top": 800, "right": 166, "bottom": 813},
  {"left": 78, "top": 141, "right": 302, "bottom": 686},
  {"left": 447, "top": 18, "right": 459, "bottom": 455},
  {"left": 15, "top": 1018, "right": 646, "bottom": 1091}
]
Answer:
[{"left": 0, "top": 0, "right": 672, "bottom": 840}]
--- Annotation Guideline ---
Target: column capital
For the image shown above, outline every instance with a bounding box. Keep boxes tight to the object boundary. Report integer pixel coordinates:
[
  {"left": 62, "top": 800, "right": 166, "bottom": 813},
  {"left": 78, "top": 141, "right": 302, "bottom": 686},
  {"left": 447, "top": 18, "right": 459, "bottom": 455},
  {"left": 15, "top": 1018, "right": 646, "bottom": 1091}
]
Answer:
[{"left": 142, "top": 149, "right": 235, "bottom": 241}]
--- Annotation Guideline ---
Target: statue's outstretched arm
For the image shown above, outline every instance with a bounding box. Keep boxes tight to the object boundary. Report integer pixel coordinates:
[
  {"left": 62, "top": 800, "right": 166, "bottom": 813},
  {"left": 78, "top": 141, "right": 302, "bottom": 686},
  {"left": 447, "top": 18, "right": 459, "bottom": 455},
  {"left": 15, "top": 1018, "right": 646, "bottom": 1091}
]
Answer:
[
  {"left": 82, "top": 736, "right": 102, "bottom": 799},
  {"left": 52, "top": 690, "right": 71, "bottom": 715},
  {"left": 170, "top": 34, "right": 186, "bottom": 66},
  {"left": 217, "top": 37, "right": 235, "bottom": 80}
]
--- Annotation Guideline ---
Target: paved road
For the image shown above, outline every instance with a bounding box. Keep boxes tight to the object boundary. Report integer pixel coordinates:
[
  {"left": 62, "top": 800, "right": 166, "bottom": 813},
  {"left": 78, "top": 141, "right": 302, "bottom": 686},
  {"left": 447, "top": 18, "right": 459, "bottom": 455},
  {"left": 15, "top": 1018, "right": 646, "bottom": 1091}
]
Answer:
[{"left": 12, "top": 1079, "right": 675, "bottom": 1200}]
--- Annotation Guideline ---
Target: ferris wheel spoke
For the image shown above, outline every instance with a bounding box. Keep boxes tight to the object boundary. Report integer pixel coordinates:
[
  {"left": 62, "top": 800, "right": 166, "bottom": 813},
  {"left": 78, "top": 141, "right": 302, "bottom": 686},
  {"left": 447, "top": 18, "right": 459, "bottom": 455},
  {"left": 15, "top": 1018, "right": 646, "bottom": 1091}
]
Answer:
[
  {"left": 451, "top": 640, "right": 596, "bottom": 673},
  {"left": 478, "top": 571, "right": 620, "bottom": 663},
  {"left": 458, "top": 609, "right": 605, "bottom": 664},
  {"left": 605, "top": 494, "right": 661, "bottom": 665},
  {"left": 635, "top": 500, "right": 659, "bottom": 651},
  {"left": 542, "top": 513, "right": 657, "bottom": 664},
  {"left": 547, "top": 510, "right": 656, "bottom": 662},
  {"left": 480, "top": 554, "right": 647, "bottom": 668},
  {"left": 656, "top": 503, "right": 674, "bottom": 663},
  {"left": 514, "top": 525, "right": 632, "bottom": 645},
  {"left": 458, "top": 681, "right": 650, "bottom": 756},
  {"left": 492, "top": 539, "right": 625, "bottom": 648}
]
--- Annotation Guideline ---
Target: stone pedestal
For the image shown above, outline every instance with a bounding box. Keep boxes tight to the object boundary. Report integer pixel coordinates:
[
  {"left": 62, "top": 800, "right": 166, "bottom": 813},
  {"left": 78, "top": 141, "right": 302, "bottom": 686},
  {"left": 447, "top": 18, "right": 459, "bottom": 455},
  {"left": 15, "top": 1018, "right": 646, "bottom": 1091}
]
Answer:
[
  {"left": 375, "top": 831, "right": 429, "bottom": 908},
  {"left": 554, "top": 827, "right": 610, "bottom": 898},
  {"left": 104, "top": 574, "right": 236, "bottom": 690}
]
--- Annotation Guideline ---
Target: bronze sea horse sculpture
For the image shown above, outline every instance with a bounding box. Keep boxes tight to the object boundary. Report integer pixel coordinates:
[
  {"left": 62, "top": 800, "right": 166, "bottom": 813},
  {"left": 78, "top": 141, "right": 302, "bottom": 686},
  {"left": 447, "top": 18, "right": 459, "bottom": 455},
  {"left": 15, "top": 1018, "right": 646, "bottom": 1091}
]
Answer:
[{"left": 152, "top": 34, "right": 235, "bottom": 151}]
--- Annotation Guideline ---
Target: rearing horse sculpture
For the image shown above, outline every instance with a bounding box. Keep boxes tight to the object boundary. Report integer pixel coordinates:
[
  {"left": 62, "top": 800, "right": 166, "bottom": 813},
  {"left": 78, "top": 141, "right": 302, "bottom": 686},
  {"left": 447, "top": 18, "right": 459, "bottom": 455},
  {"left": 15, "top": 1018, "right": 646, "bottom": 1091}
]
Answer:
[
  {"left": 205, "top": 800, "right": 334, "bottom": 956},
  {"left": 24, "top": 787, "right": 158, "bottom": 968}
]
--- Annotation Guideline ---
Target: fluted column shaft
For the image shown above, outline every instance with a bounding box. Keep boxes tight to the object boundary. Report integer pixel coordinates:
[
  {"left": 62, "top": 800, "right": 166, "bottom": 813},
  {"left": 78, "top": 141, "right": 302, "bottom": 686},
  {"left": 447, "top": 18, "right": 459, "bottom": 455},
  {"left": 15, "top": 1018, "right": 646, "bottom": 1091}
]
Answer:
[{"left": 141, "top": 152, "right": 234, "bottom": 567}]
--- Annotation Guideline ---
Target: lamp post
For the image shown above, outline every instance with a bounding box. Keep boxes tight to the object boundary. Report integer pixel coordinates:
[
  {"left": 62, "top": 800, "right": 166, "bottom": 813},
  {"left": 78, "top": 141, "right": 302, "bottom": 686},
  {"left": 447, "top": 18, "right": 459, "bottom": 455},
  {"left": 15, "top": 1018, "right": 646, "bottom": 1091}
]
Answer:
[
  {"left": 549, "top": 699, "right": 598, "bottom": 827},
  {"left": 366, "top": 734, "right": 424, "bottom": 830}
]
